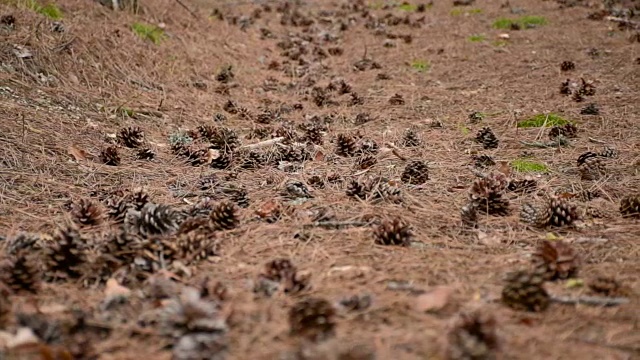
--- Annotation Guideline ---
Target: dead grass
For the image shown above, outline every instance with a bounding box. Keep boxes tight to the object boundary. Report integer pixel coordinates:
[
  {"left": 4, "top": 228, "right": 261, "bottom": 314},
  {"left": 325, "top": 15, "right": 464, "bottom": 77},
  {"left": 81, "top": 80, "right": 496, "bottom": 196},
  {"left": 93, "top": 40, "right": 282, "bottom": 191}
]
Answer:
[{"left": 0, "top": 0, "right": 639, "bottom": 359}]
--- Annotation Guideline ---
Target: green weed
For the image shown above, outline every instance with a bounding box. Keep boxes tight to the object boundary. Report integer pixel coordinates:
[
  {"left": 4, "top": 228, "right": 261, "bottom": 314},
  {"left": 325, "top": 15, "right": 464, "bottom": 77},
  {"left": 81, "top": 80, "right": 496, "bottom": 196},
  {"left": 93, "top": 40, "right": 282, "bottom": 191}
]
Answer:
[
  {"left": 517, "top": 113, "right": 569, "bottom": 128},
  {"left": 20, "top": 1, "right": 63, "bottom": 19},
  {"left": 493, "top": 15, "right": 547, "bottom": 29},
  {"left": 451, "top": 7, "right": 483, "bottom": 16},
  {"left": 132, "top": 22, "right": 166, "bottom": 45},
  {"left": 468, "top": 34, "right": 486, "bottom": 42},
  {"left": 410, "top": 59, "right": 430, "bottom": 73},
  {"left": 398, "top": 3, "right": 417, "bottom": 11},
  {"left": 492, "top": 40, "right": 508, "bottom": 47},
  {"left": 511, "top": 159, "right": 549, "bottom": 173}
]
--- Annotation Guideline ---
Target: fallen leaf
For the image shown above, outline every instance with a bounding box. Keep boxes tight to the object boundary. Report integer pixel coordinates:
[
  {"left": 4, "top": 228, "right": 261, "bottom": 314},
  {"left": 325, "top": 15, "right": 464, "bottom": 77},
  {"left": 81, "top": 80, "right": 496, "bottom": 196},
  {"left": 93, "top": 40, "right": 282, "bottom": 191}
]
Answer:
[
  {"left": 67, "top": 145, "right": 88, "bottom": 161},
  {"left": 415, "top": 286, "right": 454, "bottom": 313},
  {"left": 314, "top": 150, "right": 325, "bottom": 162}
]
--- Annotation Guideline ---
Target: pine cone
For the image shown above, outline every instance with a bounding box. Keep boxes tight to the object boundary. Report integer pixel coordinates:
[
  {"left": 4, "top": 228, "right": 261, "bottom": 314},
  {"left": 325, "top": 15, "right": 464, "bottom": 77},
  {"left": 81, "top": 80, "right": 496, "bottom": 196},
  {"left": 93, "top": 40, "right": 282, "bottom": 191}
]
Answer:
[
  {"left": 469, "top": 173, "right": 509, "bottom": 216},
  {"left": 401, "top": 128, "right": 421, "bottom": 147},
  {"left": 210, "top": 127, "right": 241, "bottom": 152},
  {"left": 355, "top": 155, "right": 377, "bottom": 170},
  {"left": 215, "top": 65, "right": 234, "bottom": 83},
  {"left": 129, "top": 187, "right": 150, "bottom": 211},
  {"left": 578, "top": 78, "right": 596, "bottom": 96},
  {"left": 473, "top": 154, "right": 495, "bottom": 168},
  {"left": 579, "top": 156, "right": 605, "bottom": 180},
  {"left": 136, "top": 147, "right": 156, "bottom": 160},
  {"left": 209, "top": 201, "right": 239, "bottom": 230},
  {"left": 580, "top": 103, "right": 599, "bottom": 115},
  {"left": 5, "top": 232, "right": 44, "bottom": 254},
  {"left": 282, "top": 180, "right": 313, "bottom": 199},
  {"left": 289, "top": 298, "right": 336, "bottom": 341},
  {"left": 117, "top": 127, "right": 144, "bottom": 148},
  {"left": 599, "top": 146, "right": 617, "bottom": 158},
  {"left": 210, "top": 151, "right": 232, "bottom": 170},
  {"left": 100, "top": 146, "right": 121, "bottom": 166},
  {"left": 126, "top": 203, "right": 180, "bottom": 237},
  {"left": 521, "top": 197, "right": 578, "bottom": 227},
  {"left": 256, "top": 258, "right": 310, "bottom": 296},
  {"left": 358, "top": 139, "right": 379, "bottom": 155},
  {"left": 303, "top": 125, "right": 324, "bottom": 145},
  {"left": 401, "top": 160, "right": 429, "bottom": 185},
  {"left": 560, "top": 79, "right": 571, "bottom": 95},
  {"left": 389, "top": 93, "right": 405, "bottom": 105},
  {"left": 278, "top": 145, "right": 310, "bottom": 163},
  {"left": 506, "top": 178, "right": 537, "bottom": 193},
  {"left": 475, "top": 127, "right": 499, "bottom": 150},
  {"left": 367, "top": 177, "right": 402, "bottom": 204},
  {"left": 560, "top": 61, "right": 575, "bottom": 71},
  {"left": 548, "top": 123, "right": 578, "bottom": 139},
  {"left": 239, "top": 150, "right": 267, "bottom": 169},
  {"left": 444, "top": 310, "right": 499, "bottom": 360},
  {"left": 520, "top": 202, "right": 550, "bottom": 227},
  {"left": 501, "top": 270, "right": 549, "bottom": 312},
  {"left": 43, "top": 224, "right": 87, "bottom": 280},
  {"left": 335, "top": 134, "right": 358, "bottom": 157},
  {"left": 308, "top": 175, "right": 325, "bottom": 189},
  {"left": 588, "top": 276, "right": 629, "bottom": 297},
  {"left": 620, "top": 194, "right": 640, "bottom": 218},
  {"left": 221, "top": 187, "right": 250, "bottom": 208},
  {"left": 373, "top": 217, "right": 412, "bottom": 246},
  {"left": 103, "top": 227, "right": 142, "bottom": 263},
  {"left": 0, "top": 251, "right": 40, "bottom": 293},
  {"left": 346, "top": 180, "right": 368, "bottom": 200},
  {"left": 531, "top": 240, "right": 580, "bottom": 281},
  {"left": 223, "top": 100, "right": 238, "bottom": 114},
  {"left": 70, "top": 198, "right": 103, "bottom": 226},
  {"left": 460, "top": 202, "right": 478, "bottom": 229},
  {"left": 176, "top": 229, "right": 218, "bottom": 264},
  {"left": 105, "top": 196, "right": 131, "bottom": 223}
]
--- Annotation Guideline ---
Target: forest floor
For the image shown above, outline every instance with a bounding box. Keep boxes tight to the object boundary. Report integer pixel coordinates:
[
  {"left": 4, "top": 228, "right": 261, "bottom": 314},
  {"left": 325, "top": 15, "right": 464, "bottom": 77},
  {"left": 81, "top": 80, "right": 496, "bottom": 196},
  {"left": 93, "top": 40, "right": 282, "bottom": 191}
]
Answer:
[{"left": 0, "top": 0, "right": 639, "bottom": 359}]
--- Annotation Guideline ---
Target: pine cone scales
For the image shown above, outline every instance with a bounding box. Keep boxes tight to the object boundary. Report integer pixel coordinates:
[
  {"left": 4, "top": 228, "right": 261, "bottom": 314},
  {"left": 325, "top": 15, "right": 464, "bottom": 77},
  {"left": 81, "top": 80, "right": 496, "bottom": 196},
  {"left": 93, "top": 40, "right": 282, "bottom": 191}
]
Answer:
[
  {"left": 289, "top": 298, "right": 336, "bottom": 341},
  {"left": 521, "top": 197, "right": 578, "bottom": 227},
  {"left": 0, "top": 252, "right": 40, "bottom": 293},
  {"left": 176, "top": 230, "right": 218, "bottom": 264},
  {"left": 579, "top": 157, "right": 605, "bottom": 180},
  {"left": 71, "top": 199, "right": 103, "bottom": 226},
  {"left": 401, "top": 160, "right": 429, "bottom": 185},
  {"left": 335, "top": 134, "right": 358, "bottom": 157},
  {"left": 374, "top": 218, "right": 413, "bottom": 246},
  {"left": 43, "top": 224, "right": 87, "bottom": 280},
  {"left": 210, "top": 201, "right": 239, "bottom": 230},
  {"left": 101, "top": 146, "right": 120, "bottom": 166},
  {"left": 105, "top": 197, "right": 130, "bottom": 223},
  {"left": 401, "top": 128, "right": 421, "bottom": 147},
  {"left": 444, "top": 310, "right": 499, "bottom": 360},
  {"left": 126, "top": 203, "right": 180, "bottom": 237},
  {"left": 117, "top": 127, "right": 144, "bottom": 148},
  {"left": 531, "top": 240, "right": 580, "bottom": 281},
  {"left": 619, "top": 194, "right": 640, "bottom": 218},
  {"left": 475, "top": 127, "right": 499, "bottom": 149},
  {"left": 469, "top": 173, "right": 509, "bottom": 216},
  {"left": 501, "top": 270, "right": 549, "bottom": 312},
  {"left": 258, "top": 258, "right": 309, "bottom": 294},
  {"left": 346, "top": 180, "right": 368, "bottom": 200}
]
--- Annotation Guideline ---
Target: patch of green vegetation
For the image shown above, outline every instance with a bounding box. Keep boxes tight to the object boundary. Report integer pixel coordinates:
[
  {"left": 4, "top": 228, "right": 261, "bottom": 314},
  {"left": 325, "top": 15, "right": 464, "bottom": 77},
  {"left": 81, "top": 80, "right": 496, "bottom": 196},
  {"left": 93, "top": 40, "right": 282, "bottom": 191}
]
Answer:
[
  {"left": 468, "top": 34, "right": 486, "bottom": 42},
  {"left": 131, "top": 22, "right": 166, "bottom": 45},
  {"left": 410, "top": 59, "right": 430, "bottom": 73},
  {"left": 20, "top": 1, "right": 63, "bottom": 19},
  {"left": 398, "top": 3, "right": 417, "bottom": 11},
  {"left": 117, "top": 107, "right": 135, "bottom": 118},
  {"left": 451, "top": 7, "right": 483, "bottom": 16},
  {"left": 511, "top": 159, "right": 549, "bottom": 173},
  {"left": 493, "top": 15, "right": 547, "bottom": 29},
  {"left": 460, "top": 126, "right": 470, "bottom": 135},
  {"left": 169, "top": 131, "right": 193, "bottom": 147},
  {"left": 517, "top": 113, "right": 569, "bottom": 128},
  {"left": 492, "top": 40, "right": 508, "bottom": 47}
]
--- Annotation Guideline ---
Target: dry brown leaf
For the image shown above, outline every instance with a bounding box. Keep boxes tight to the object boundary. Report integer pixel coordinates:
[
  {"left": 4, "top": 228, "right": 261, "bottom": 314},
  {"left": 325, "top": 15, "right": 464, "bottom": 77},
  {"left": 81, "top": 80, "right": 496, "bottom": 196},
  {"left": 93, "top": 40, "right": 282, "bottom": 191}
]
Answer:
[
  {"left": 67, "top": 145, "right": 89, "bottom": 161},
  {"left": 415, "top": 286, "right": 454, "bottom": 313},
  {"left": 314, "top": 150, "right": 325, "bottom": 162}
]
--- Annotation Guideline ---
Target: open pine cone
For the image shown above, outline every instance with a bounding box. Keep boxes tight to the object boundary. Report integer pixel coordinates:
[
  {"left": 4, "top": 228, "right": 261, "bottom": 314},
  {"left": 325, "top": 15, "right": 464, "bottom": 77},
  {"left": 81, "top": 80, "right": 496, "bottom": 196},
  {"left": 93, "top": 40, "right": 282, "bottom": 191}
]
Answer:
[
  {"left": 373, "top": 217, "right": 413, "bottom": 246},
  {"left": 469, "top": 172, "right": 510, "bottom": 216},
  {"left": 289, "top": 298, "right": 336, "bottom": 341},
  {"left": 531, "top": 240, "right": 580, "bottom": 281},
  {"left": 501, "top": 270, "right": 550, "bottom": 312},
  {"left": 444, "top": 309, "right": 499, "bottom": 360}
]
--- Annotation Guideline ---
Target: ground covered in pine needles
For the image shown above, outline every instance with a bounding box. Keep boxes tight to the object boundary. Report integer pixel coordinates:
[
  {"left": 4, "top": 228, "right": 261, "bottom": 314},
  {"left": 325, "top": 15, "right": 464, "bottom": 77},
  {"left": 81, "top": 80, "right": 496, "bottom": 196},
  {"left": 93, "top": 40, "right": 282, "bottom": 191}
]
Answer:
[{"left": 0, "top": 0, "right": 639, "bottom": 359}]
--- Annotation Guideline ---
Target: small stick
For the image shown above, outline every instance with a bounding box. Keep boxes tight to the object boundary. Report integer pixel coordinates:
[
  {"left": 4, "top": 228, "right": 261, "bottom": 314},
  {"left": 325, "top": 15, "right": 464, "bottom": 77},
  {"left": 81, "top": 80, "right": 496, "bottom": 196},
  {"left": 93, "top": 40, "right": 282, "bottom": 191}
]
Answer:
[
  {"left": 605, "top": 16, "right": 640, "bottom": 29},
  {"left": 303, "top": 221, "right": 370, "bottom": 229},
  {"left": 175, "top": 0, "right": 199, "bottom": 18},
  {"left": 384, "top": 142, "right": 407, "bottom": 161},
  {"left": 241, "top": 137, "right": 284, "bottom": 149},
  {"left": 551, "top": 295, "right": 629, "bottom": 307},
  {"left": 588, "top": 137, "right": 606, "bottom": 144}
]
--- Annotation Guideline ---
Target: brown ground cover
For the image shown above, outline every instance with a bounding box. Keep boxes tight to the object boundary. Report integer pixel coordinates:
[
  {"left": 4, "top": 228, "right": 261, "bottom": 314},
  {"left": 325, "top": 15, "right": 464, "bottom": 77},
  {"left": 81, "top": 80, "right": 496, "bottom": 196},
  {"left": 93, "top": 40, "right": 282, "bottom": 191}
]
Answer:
[{"left": 0, "top": 0, "right": 639, "bottom": 359}]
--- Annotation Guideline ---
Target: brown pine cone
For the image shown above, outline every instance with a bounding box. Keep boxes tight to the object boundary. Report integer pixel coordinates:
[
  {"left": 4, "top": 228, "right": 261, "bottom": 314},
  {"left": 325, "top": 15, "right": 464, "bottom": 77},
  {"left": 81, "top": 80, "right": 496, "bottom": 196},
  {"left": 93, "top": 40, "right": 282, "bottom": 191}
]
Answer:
[
  {"left": 289, "top": 298, "right": 336, "bottom": 341},
  {"left": 501, "top": 270, "right": 550, "bottom": 312},
  {"left": 373, "top": 217, "right": 413, "bottom": 246},
  {"left": 531, "top": 240, "right": 580, "bottom": 281}
]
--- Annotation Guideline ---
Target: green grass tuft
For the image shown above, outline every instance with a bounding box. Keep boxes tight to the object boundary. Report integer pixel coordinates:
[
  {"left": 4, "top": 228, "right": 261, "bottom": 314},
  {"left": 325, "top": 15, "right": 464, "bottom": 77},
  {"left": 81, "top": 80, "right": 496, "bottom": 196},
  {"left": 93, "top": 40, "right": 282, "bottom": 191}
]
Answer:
[
  {"left": 132, "top": 22, "right": 166, "bottom": 45},
  {"left": 468, "top": 34, "right": 486, "bottom": 42},
  {"left": 21, "top": 1, "right": 63, "bottom": 19},
  {"left": 492, "top": 40, "right": 508, "bottom": 47},
  {"left": 493, "top": 15, "right": 547, "bottom": 29},
  {"left": 511, "top": 159, "right": 549, "bottom": 173},
  {"left": 410, "top": 59, "right": 430, "bottom": 73},
  {"left": 398, "top": 3, "right": 417, "bottom": 11},
  {"left": 451, "top": 7, "right": 483, "bottom": 16},
  {"left": 517, "top": 113, "right": 569, "bottom": 128}
]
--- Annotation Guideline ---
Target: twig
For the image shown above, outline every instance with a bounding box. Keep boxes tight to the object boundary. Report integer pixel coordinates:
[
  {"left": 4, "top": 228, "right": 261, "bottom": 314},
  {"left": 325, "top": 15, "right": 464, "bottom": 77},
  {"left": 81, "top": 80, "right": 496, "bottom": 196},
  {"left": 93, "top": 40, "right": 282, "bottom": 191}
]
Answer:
[
  {"left": 384, "top": 142, "right": 407, "bottom": 161},
  {"left": 175, "top": 0, "right": 199, "bottom": 18},
  {"left": 588, "top": 137, "right": 606, "bottom": 144},
  {"left": 520, "top": 136, "right": 569, "bottom": 148},
  {"left": 241, "top": 137, "right": 284, "bottom": 149},
  {"left": 551, "top": 295, "right": 629, "bottom": 307},
  {"left": 605, "top": 16, "right": 640, "bottom": 30},
  {"left": 303, "top": 221, "right": 370, "bottom": 229}
]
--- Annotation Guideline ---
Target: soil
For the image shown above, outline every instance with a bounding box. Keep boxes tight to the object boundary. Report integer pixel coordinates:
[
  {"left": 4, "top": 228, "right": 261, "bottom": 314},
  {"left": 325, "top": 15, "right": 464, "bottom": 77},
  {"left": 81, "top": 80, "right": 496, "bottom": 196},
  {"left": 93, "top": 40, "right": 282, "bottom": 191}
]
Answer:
[{"left": 0, "top": 0, "right": 639, "bottom": 359}]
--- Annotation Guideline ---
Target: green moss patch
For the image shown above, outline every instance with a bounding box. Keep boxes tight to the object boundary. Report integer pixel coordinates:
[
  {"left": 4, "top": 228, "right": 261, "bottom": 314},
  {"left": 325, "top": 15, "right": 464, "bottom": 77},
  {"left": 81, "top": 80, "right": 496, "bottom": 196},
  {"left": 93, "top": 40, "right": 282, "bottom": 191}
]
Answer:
[
  {"left": 493, "top": 15, "right": 547, "bottom": 29},
  {"left": 132, "top": 22, "right": 166, "bottom": 45},
  {"left": 410, "top": 59, "right": 430, "bottom": 73},
  {"left": 398, "top": 3, "right": 417, "bottom": 11},
  {"left": 21, "top": 1, "right": 63, "bottom": 19},
  {"left": 468, "top": 34, "right": 486, "bottom": 42},
  {"left": 517, "top": 113, "right": 569, "bottom": 128},
  {"left": 511, "top": 159, "right": 549, "bottom": 173}
]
